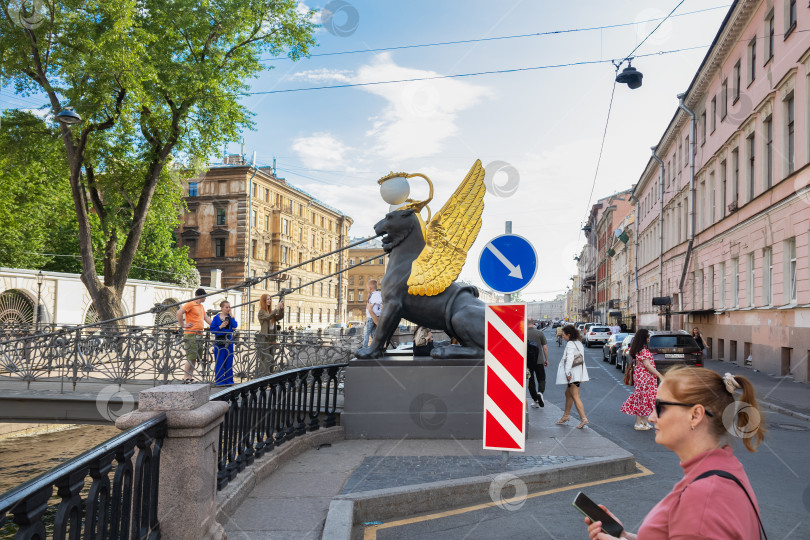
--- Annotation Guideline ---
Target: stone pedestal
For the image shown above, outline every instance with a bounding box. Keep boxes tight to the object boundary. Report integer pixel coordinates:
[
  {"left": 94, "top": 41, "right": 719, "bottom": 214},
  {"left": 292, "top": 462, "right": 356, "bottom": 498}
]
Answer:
[
  {"left": 117, "top": 384, "right": 229, "bottom": 540},
  {"left": 342, "top": 357, "right": 484, "bottom": 439}
]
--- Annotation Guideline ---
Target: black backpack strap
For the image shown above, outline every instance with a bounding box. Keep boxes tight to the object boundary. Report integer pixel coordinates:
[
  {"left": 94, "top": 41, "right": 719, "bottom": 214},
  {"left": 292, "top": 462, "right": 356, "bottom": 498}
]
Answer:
[{"left": 692, "top": 470, "right": 767, "bottom": 540}]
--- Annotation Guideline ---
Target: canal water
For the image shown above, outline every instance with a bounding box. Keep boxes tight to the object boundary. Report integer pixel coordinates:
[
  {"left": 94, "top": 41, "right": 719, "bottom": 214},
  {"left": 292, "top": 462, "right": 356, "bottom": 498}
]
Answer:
[{"left": 0, "top": 424, "right": 120, "bottom": 495}]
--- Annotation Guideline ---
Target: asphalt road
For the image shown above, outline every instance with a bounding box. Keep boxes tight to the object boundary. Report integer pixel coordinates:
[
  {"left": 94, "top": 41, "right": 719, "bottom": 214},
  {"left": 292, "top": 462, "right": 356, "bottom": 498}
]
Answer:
[{"left": 376, "top": 328, "right": 810, "bottom": 540}]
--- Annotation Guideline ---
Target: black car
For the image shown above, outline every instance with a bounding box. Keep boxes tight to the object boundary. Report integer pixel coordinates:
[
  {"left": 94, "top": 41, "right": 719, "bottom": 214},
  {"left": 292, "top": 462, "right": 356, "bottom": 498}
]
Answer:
[
  {"left": 648, "top": 331, "right": 703, "bottom": 371},
  {"left": 602, "top": 333, "right": 629, "bottom": 364}
]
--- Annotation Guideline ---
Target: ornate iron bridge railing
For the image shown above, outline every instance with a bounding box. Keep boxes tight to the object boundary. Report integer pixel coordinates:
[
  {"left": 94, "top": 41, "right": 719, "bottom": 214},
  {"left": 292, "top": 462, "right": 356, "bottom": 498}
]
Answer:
[
  {"left": 211, "top": 363, "right": 346, "bottom": 490},
  {"left": 0, "top": 328, "right": 358, "bottom": 388},
  {"left": 0, "top": 413, "right": 167, "bottom": 539}
]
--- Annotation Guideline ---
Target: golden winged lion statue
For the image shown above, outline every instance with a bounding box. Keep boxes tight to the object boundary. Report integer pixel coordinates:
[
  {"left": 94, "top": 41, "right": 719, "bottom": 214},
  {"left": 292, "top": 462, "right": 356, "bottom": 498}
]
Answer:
[{"left": 355, "top": 160, "right": 488, "bottom": 360}]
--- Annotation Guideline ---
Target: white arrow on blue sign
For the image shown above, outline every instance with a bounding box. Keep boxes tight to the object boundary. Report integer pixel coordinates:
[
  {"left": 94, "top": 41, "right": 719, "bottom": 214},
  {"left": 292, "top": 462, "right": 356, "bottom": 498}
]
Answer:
[{"left": 478, "top": 234, "right": 537, "bottom": 294}]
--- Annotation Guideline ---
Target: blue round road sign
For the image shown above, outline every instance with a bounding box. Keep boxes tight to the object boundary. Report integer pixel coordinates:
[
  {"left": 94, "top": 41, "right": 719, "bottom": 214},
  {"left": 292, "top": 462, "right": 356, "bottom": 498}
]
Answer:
[{"left": 478, "top": 234, "right": 537, "bottom": 294}]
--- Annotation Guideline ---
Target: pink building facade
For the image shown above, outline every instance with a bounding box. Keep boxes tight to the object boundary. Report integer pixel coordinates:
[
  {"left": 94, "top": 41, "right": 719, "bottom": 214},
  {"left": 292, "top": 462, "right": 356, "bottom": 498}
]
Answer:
[{"left": 631, "top": 0, "right": 810, "bottom": 381}]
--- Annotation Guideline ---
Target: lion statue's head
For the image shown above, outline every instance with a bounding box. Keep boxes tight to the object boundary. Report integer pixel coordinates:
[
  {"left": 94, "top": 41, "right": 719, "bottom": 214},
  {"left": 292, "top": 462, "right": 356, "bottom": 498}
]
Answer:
[{"left": 374, "top": 208, "right": 418, "bottom": 253}]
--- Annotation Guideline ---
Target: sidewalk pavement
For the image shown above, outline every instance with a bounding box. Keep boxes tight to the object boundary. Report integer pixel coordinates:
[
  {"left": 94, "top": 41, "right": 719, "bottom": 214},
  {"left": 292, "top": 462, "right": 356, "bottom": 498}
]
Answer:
[
  {"left": 221, "top": 401, "right": 635, "bottom": 539},
  {"left": 702, "top": 358, "right": 810, "bottom": 421}
]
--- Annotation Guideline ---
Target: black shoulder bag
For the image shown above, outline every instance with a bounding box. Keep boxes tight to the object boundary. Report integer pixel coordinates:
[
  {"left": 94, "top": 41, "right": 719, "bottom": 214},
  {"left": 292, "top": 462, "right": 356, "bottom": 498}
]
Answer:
[{"left": 691, "top": 470, "right": 768, "bottom": 540}]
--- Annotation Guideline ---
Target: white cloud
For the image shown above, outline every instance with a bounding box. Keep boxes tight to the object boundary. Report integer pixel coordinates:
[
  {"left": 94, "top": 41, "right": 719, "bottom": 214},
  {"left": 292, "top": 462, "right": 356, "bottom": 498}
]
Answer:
[
  {"left": 356, "top": 54, "right": 492, "bottom": 160},
  {"left": 288, "top": 68, "right": 353, "bottom": 83},
  {"left": 291, "top": 132, "right": 351, "bottom": 170}
]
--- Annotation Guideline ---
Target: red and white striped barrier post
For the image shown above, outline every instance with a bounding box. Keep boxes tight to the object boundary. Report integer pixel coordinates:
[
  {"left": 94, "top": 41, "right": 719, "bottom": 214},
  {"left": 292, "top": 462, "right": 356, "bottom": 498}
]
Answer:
[{"left": 483, "top": 303, "right": 526, "bottom": 451}]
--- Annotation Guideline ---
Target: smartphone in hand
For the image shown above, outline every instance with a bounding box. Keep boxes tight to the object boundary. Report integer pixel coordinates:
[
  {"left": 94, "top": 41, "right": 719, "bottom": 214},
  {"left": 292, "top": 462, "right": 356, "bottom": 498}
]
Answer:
[{"left": 572, "top": 491, "right": 624, "bottom": 537}]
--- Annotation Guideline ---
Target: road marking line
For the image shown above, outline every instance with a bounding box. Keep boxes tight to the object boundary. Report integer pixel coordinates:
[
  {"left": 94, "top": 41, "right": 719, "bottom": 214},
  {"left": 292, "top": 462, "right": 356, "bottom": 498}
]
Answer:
[{"left": 361, "top": 462, "right": 654, "bottom": 539}]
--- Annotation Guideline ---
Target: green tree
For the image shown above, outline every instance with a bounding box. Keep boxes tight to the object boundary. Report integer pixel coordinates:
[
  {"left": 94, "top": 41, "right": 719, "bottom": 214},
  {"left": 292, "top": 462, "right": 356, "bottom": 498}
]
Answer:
[
  {"left": 0, "top": 110, "right": 198, "bottom": 282},
  {"left": 0, "top": 0, "right": 315, "bottom": 324}
]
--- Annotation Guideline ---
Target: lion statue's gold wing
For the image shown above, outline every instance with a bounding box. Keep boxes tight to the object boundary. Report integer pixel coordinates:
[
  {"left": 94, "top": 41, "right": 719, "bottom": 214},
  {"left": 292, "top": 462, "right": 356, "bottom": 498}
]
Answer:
[{"left": 407, "top": 160, "right": 486, "bottom": 296}]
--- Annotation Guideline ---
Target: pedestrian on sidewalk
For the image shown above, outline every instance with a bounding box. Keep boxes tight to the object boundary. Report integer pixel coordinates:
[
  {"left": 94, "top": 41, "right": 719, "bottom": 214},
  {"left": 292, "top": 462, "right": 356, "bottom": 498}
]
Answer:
[
  {"left": 584, "top": 366, "right": 767, "bottom": 540},
  {"left": 257, "top": 294, "right": 285, "bottom": 375},
  {"left": 177, "top": 288, "right": 212, "bottom": 383},
  {"left": 556, "top": 324, "right": 589, "bottom": 428},
  {"left": 620, "top": 329, "right": 663, "bottom": 430},
  {"left": 362, "top": 279, "right": 382, "bottom": 348},
  {"left": 527, "top": 324, "right": 548, "bottom": 408},
  {"left": 692, "top": 327, "right": 709, "bottom": 357},
  {"left": 211, "top": 300, "right": 238, "bottom": 385}
]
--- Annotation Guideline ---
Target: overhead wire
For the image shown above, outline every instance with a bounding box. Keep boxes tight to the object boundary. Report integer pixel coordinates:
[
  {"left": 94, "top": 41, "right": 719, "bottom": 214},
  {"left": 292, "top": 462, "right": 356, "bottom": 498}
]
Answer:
[
  {"left": 259, "top": 4, "right": 730, "bottom": 62},
  {"left": 573, "top": 0, "right": 689, "bottom": 257}
]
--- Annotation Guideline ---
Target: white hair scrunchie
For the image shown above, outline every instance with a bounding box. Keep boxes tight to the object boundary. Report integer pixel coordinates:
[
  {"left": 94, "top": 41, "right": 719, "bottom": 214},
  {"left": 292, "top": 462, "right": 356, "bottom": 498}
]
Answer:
[{"left": 723, "top": 372, "right": 741, "bottom": 394}]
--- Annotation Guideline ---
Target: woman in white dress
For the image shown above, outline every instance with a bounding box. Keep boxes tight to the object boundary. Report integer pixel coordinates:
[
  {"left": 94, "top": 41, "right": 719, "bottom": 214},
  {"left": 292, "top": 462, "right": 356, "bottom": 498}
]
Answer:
[{"left": 556, "top": 324, "right": 590, "bottom": 428}]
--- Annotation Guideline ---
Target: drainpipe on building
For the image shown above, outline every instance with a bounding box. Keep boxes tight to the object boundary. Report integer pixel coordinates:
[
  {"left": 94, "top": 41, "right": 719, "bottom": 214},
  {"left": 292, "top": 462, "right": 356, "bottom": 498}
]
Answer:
[
  {"left": 651, "top": 147, "right": 665, "bottom": 330},
  {"left": 677, "top": 93, "right": 696, "bottom": 327},
  {"left": 246, "top": 152, "right": 258, "bottom": 333},
  {"left": 630, "top": 194, "right": 639, "bottom": 330},
  {"left": 336, "top": 216, "right": 345, "bottom": 323}
]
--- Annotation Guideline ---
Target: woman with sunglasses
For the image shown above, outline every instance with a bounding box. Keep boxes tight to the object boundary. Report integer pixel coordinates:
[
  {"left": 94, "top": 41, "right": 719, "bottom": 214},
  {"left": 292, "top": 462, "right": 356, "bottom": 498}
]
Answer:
[
  {"left": 620, "top": 329, "right": 662, "bottom": 430},
  {"left": 585, "top": 366, "right": 766, "bottom": 540}
]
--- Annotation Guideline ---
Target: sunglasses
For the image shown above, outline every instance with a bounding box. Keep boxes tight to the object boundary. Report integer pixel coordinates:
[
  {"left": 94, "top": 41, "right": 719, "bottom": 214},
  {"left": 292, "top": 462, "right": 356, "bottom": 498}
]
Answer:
[{"left": 655, "top": 399, "right": 714, "bottom": 418}]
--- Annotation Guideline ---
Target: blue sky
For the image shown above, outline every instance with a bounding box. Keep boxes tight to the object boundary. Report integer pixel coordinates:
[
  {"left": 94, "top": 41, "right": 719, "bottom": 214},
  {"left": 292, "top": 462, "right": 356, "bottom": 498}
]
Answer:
[
  {"left": 235, "top": 0, "right": 729, "bottom": 300},
  {"left": 2, "top": 1, "right": 731, "bottom": 301}
]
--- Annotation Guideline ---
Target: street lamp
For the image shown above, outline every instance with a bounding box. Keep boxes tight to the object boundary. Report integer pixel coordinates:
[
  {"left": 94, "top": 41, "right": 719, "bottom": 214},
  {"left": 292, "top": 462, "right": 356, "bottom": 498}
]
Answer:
[
  {"left": 35, "top": 270, "right": 44, "bottom": 331},
  {"left": 55, "top": 107, "right": 82, "bottom": 125}
]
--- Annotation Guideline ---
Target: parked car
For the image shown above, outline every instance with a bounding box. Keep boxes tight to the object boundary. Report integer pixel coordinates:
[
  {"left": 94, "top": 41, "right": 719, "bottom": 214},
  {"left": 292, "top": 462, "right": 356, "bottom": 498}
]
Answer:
[
  {"left": 648, "top": 331, "right": 703, "bottom": 371},
  {"left": 584, "top": 325, "right": 611, "bottom": 347},
  {"left": 602, "top": 333, "right": 629, "bottom": 363},
  {"left": 324, "top": 323, "right": 348, "bottom": 336},
  {"left": 618, "top": 334, "right": 635, "bottom": 372}
]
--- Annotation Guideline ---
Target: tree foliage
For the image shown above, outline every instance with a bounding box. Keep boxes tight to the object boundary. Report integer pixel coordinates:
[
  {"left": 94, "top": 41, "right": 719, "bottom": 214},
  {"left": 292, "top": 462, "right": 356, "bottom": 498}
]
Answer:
[
  {"left": 0, "top": 110, "right": 198, "bottom": 283},
  {"left": 0, "top": 0, "right": 316, "bottom": 323}
]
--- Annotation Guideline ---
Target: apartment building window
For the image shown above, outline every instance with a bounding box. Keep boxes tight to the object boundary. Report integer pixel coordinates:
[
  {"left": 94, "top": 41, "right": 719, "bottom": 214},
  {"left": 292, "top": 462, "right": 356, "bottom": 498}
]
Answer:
[
  {"left": 747, "top": 36, "right": 756, "bottom": 84},
  {"left": 710, "top": 96, "right": 717, "bottom": 132},
  {"left": 764, "top": 247, "right": 773, "bottom": 305},
  {"left": 698, "top": 180, "right": 705, "bottom": 230},
  {"left": 264, "top": 187, "right": 269, "bottom": 202},
  {"left": 733, "top": 60, "right": 741, "bottom": 103},
  {"left": 720, "top": 261, "right": 727, "bottom": 308},
  {"left": 701, "top": 111, "right": 707, "bottom": 144},
  {"left": 709, "top": 172, "right": 716, "bottom": 224},
  {"left": 299, "top": 227, "right": 303, "bottom": 242},
  {"left": 747, "top": 253, "right": 755, "bottom": 307},
  {"left": 281, "top": 219, "right": 288, "bottom": 236},
  {"left": 720, "top": 79, "right": 728, "bottom": 119},
  {"left": 264, "top": 215, "right": 269, "bottom": 231},
  {"left": 251, "top": 240, "right": 256, "bottom": 259},
  {"left": 251, "top": 209, "right": 257, "bottom": 227},
  {"left": 732, "top": 257, "right": 740, "bottom": 308},
  {"left": 215, "top": 238, "right": 226, "bottom": 258},
  {"left": 252, "top": 183, "right": 257, "bottom": 197},
  {"left": 720, "top": 160, "right": 727, "bottom": 218},
  {"left": 707, "top": 265, "right": 715, "bottom": 308},
  {"left": 296, "top": 308, "right": 301, "bottom": 323},
  {"left": 188, "top": 182, "right": 198, "bottom": 197},
  {"left": 747, "top": 133, "right": 756, "bottom": 201},
  {"left": 281, "top": 245, "right": 288, "bottom": 263},
  {"left": 358, "top": 291, "right": 364, "bottom": 302},
  {"left": 764, "top": 116, "right": 773, "bottom": 189},
  {"left": 288, "top": 199, "right": 294, "bottom": 213},
  {"left": 786, "top": 95, "right": 795, "bottom": 174},
  {"left": 786, "top": 0, "right": 797, "bottom": 37},
  {"left": 786, "top": 238, "right": 797, "bottom": 303},
  {"left": 216, "top": 208, "right": 226, "bottom": 225},
  {"left": 765, "top": 11, "right": 775, "bottom": 61},
  {"left": 264, "top": 243, "right": 269, "bottom": 260},
  {"left": 731, "top": 148, "right": 739, "bottom": 204}
]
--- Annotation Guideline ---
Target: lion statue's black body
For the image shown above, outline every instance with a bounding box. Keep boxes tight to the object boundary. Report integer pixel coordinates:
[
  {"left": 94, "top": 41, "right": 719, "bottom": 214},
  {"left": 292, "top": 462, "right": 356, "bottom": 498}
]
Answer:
[{"left": 354, "top": 209, "right": 486, "bottom": 359}]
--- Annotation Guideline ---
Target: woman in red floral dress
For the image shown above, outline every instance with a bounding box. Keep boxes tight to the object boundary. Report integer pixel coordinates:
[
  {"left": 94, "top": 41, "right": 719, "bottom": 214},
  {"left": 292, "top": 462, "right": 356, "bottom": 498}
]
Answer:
[{"left": 620, "top": 329, "right": 663, "bottom": 430}]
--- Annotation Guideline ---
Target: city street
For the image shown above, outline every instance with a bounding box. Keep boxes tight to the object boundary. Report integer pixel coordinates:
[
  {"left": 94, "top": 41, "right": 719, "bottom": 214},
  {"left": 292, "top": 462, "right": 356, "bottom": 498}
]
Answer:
[{"left": 374, "top": 328, "right": 810, "bottom": 539}]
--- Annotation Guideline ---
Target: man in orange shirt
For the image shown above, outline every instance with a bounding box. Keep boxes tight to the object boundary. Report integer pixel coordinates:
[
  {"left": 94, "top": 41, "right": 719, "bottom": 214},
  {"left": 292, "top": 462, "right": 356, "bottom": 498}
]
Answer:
[{"left": 177, "top": 288, "right": 213, "bottom": 383}]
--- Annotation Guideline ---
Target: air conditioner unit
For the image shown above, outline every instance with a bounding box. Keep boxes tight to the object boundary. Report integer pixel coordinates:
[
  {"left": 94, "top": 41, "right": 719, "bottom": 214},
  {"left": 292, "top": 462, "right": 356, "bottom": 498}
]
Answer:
[{"left": 728, "top": 200, "right": 738, "bottom": 213}]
